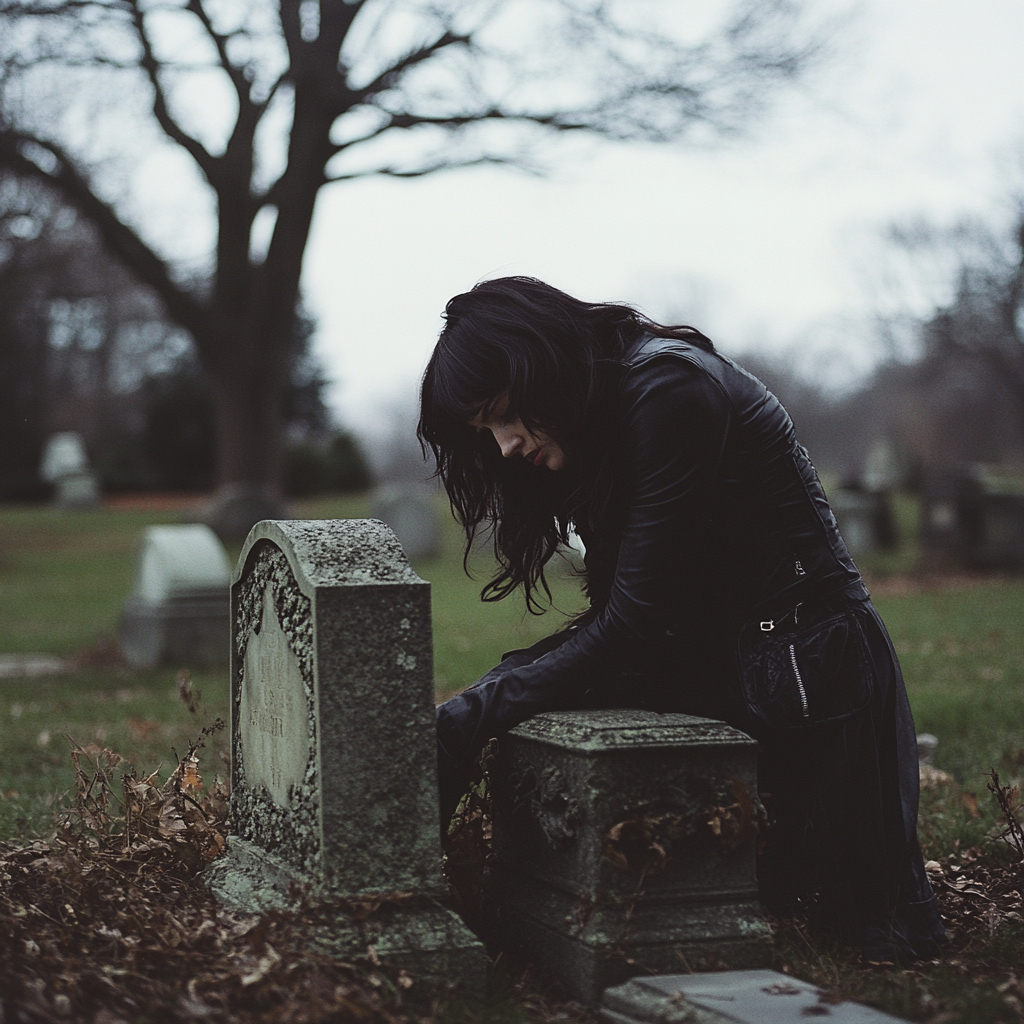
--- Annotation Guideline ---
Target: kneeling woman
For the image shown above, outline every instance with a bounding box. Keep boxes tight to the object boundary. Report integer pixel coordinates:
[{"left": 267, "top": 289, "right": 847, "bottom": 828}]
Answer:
[{"left": 418, "top": 276, "right": 946, "bottom": 962}]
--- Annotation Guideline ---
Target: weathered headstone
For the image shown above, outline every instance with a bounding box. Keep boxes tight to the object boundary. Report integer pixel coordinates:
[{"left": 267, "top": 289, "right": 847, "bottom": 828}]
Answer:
[
  {"left": 0, "top": 654, "right": 68, "bottom": 679},
  {"left": 204, "top": 518, "right": 485, "bottom": 984},
  {"left": 372, "top": 485, "right": 441, "bottom": 560},
  {"left": 829, "top": 488, "right": 896, "bottom": 555},
  {"left": 602, "top": 970, "right": 908, "bottom": 1023},
  {"left": 39, "top": 431, "right": 100, "bottom": 509},
  {"left": 200, "top": 483, "right": 289, "bottom": 544},
  {"left": 119, "top": 524, "right": 231, "bottom": 669},
  {"left": 863, "top": 437, "right": 903, "bottom": 493},
  {"left": 488, "top": 710, "right": 771, "bottom": 1004},
  {"left": 922, "top": 466, "right": 1024, "bottom": 569}
]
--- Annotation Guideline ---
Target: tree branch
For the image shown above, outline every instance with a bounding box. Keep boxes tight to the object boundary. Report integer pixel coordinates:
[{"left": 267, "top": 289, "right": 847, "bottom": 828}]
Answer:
[
  {"left": 0, "top": 128, "right": 208, "bottom": 341},
  {"left": 125, "top": 0, "right": 216, "bottom": 179},
  {"left": 184, "top": 0, "right": 251, "bottom": 110},
  {"left": 325, "top": 153, "right": 540, "bottom": 183},
  {"left": 355, "top": 30, "right": 471, "bottom": 101}
]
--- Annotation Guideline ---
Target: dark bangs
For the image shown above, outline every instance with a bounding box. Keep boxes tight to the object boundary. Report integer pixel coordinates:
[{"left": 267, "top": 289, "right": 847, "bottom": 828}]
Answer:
[{"left": 417, "top": 275, "right": 712, "bottom": 612}]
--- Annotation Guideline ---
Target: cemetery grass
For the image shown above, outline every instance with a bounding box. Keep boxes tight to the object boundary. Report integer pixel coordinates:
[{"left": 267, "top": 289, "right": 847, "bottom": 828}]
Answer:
[{"left": 0, "top": 500, "right": 1022, "bottom": 1023}]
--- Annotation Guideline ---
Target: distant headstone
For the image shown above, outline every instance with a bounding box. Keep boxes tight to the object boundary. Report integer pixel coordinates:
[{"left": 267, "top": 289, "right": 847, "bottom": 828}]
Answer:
[
  {"left": 39, "top": 432, "right": 99, "bottom": 509},
  {"left": 204, "top": 518, "right": 484, "bottom": 985},
  {"left": 200, "top": 484, "right": 289, "bottom": 543},
  {"left": 829, "top": 489, "right": 896, "bottom": 555},
  {"left": 488, "top": 710, "right": 771, "bottom": 1004},
  {"left": 602, "top": 969, "right": 909, "bottom": 1023},
  {"left": 863, "top": 437, "right": 902, "bottom": 493},
  {"left": 372, "top": 485, "right": 441, "bottom": 560},
  {"left": 916, "top": 733, "right": 938, "bottom": 765},
  {"left": 119, "top": 525, "right": 231, "bottom": 669},
  {"left": 922, "top": 466, "right": 1024, "bottom": 569},
  {"left": 0, "top": 654, "right": 69, "bottom": 680}
]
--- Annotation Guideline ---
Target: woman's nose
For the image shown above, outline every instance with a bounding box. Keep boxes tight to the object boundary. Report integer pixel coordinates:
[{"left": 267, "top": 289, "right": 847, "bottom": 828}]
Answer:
[{"left": 494, "top": 427, "right": 521, "bottom": 458}]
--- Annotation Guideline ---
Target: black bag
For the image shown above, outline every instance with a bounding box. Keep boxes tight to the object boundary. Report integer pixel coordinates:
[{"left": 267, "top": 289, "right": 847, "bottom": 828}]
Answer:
[{"left": 736, "top": 599, "right": 875, "bottom": 731}]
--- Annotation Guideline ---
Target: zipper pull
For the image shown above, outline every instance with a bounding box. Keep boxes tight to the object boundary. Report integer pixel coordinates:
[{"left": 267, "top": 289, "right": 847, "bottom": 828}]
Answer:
[{"left": 795, "top": 560, "right": 806, "bottom": 576}]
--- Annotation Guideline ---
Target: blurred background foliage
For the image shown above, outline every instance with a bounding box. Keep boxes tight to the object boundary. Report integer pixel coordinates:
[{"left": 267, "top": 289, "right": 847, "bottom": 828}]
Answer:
[{"left": 0, "top": 174, "right": 370, "bottom": 500}]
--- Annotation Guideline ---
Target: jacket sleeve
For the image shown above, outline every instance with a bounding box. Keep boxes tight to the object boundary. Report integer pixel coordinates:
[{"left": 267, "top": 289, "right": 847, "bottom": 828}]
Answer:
[{"left": 436, "top": 356, "right": 733, "bottom": 759}]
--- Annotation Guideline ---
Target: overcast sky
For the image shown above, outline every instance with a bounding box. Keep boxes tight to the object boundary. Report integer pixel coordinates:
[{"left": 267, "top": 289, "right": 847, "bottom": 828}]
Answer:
[{"left": 298, "top": 0, "right": 1024, "bottom": 441}]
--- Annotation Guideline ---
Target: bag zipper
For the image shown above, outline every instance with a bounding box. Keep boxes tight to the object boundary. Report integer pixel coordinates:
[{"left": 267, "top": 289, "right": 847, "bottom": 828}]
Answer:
[{"left": 789, "top": 644, "right": 810, "bottom": 718}]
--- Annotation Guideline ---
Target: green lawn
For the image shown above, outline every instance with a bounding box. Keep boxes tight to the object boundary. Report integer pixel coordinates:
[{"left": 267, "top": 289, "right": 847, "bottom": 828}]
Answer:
[
  {"left": 0, "top": 494, "right": 587, "bottom": 838},
  {"left": 1, "top": 495, "right": 1022, "bottom": 1022},
  {"left": 1, "top": 496, "right": 1021, "bottom": 836},
  {"left": 876, "top": 582, "right": 1024, "bottom": 787}
]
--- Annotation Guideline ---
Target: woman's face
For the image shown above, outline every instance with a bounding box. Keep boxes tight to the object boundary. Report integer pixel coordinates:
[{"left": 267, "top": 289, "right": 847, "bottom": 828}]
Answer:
[{"left": 468, "top": 395, "right": 566, "bottom": 471}]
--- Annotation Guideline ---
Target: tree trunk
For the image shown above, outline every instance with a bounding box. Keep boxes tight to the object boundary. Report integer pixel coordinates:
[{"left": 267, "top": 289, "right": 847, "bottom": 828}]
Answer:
[{"left": 196, "top": 290, "right": 294, "bottom": 539}]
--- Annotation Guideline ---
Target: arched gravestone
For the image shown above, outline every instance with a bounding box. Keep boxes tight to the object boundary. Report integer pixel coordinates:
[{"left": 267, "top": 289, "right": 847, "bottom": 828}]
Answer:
[
  {"left": 119, "top": 524, "right": 231, "bottom": 668},
  {"left": 39, "top": 431, "right": 100, "bottom": 509},
  {"left": 205, "top": 519, "right": 484, "bottom": 984}
]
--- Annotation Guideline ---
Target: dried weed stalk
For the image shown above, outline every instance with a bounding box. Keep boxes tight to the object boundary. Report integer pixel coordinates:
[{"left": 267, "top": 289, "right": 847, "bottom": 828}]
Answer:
[{"left": 987, "top": 770, "right": 1024, "bottom": 863}]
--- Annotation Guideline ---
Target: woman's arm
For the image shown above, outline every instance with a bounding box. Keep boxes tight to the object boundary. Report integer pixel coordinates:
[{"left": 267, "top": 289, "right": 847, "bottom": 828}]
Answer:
[{"left": 437, "top": 355, "right": 733, "bottom": 756}]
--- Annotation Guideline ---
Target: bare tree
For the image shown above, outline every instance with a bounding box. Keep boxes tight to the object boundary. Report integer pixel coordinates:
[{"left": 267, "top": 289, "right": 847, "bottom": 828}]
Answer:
[
  {"left": 0, "top": 0, "right": 825, "bottom": 533},
  {"left": 873, "top": 205, "right": 1024, "bottom": 462}
]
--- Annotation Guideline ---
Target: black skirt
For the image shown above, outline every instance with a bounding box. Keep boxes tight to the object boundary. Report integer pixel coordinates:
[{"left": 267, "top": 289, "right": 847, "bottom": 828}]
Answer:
[{"left": 738, "top": 595, "right": 948, "bottom": 961}]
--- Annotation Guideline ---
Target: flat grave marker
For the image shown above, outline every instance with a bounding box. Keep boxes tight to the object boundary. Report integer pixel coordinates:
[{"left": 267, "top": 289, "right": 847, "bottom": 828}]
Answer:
[{"left": 602, "top": 969, "right": 908, "bottom": 1023}]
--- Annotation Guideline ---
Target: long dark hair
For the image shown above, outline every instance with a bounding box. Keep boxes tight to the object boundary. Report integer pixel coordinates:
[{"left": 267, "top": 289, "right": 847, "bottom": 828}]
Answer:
[{"left": 418, "top": 276, "right": 711, "bottom": 612}]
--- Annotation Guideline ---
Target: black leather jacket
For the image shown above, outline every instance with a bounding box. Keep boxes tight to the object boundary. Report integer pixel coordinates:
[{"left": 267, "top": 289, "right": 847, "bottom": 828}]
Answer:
[{"left": 440, "top": 334, "right": 868, "bottom": 750}]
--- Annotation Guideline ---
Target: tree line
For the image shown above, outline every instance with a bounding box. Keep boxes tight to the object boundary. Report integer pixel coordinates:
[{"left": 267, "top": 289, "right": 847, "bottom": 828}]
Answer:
[{"left": 0, "top": 173, "right": 369, "bottom": 500}]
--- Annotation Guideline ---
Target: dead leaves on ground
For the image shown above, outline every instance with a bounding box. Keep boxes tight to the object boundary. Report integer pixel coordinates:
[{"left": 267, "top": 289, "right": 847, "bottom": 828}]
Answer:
[
  {"left": 926, "top": 848, "right": 1024, "bottom": 948},
  {"left": 0, "top": 734, "right": 413, "bottom": 1024},
  {"left": 62, "top": 726, "right": 228, "bottom": 877},
  {"left": 0, "top": 838, "right": 415, "bottom": 1024}
]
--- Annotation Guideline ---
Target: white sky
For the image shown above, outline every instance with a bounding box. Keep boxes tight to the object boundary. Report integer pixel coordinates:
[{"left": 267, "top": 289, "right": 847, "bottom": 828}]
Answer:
[{"left": 298, "top": 0, "right": 1024, "bottom": 440}]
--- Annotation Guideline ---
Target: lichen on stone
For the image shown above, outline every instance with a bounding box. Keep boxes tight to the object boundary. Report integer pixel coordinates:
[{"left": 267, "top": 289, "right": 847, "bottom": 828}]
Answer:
[{"left": 231, "top": 540, "right": 321, "bottom": 879}]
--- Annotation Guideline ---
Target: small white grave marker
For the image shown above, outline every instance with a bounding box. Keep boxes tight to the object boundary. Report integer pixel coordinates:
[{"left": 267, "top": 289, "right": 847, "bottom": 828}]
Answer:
[
  {"left": 119, "top": 524, "right": 230, "bottom": 668},
  {"left": 603, "top": 970, "right": 909, "bottom": 1023},
  {"left": 40, "top": 432, "right": 99, "bottom": 508}
]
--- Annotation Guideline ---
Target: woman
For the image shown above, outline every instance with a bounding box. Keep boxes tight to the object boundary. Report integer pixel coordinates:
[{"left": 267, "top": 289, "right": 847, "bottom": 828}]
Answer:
[{"left": 418, "top": 276, "right": 946, "bottom": 963}]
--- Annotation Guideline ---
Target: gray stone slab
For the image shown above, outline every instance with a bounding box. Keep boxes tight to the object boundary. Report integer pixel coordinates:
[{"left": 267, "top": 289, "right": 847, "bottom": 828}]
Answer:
[
  {"left": 204, "top": 518, "right": 485, "bottom": 988},
  {"left": 54, "top": 471, "right": 100, "bottom": 509},
  {"left": 602, "top": 970, "right": 908, "bottom": 1023},
  {"left": 489, "top": 710, "right": 771, "bottom": 1003}
]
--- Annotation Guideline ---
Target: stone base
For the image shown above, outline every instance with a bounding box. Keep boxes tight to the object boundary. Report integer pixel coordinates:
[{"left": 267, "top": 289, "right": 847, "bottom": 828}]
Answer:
[
  {"left": 488, "top": 711, "right": 771, "bottom": 1004},
  {"left": 54, "top": 472, "right": 100, "bottom": 509},
  {"left": 491, "top": 867, "right": 772, "bottom": 1004},
  {"left": 119, "top": 595, "right": 229, "bottom": 669},
  {"left": 205, "top": 838, "right": 488, "bottom": 991}
]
